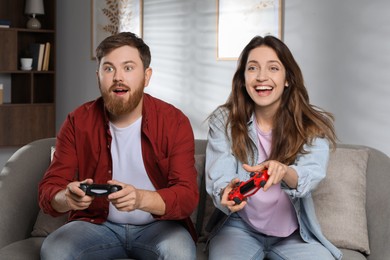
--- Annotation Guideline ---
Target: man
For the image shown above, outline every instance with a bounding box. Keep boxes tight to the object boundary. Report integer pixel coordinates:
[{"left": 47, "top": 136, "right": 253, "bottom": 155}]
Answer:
[{"left": 39, "top": 32, "right": 198, "bottom": 260}]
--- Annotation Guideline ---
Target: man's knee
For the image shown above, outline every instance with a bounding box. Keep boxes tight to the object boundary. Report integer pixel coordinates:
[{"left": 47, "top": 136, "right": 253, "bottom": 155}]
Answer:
[
  {"left": 40, "top": 234, "right": 70, "bottom": 260},
  {"left": 40, "top": 221, "right": 111, "bottom": 260},
  {"left": 156, "top": 228, "right": 196, "bottom": 260}
]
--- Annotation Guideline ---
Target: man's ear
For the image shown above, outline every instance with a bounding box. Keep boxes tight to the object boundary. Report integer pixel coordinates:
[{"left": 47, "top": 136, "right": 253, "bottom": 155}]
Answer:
[
  {"left": 96, "top": 71, "right": 101, "bottom": 89},
  {"left": 144, "top": 67, "right": 153, "bottom": 87}
]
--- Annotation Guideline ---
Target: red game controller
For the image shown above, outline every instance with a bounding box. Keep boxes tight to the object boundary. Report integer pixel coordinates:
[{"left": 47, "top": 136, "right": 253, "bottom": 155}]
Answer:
[{"left": 228, "top": 169, "right": 269, "bottom": 205}]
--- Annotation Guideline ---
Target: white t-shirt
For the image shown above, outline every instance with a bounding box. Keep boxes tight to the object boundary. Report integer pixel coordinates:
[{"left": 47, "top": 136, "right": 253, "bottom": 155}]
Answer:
[{"left": 107, "top": 117, "right": 156, "bottom": 225}]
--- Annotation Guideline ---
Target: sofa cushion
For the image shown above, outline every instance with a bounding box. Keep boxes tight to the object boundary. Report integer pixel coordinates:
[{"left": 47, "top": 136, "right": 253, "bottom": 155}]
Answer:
[
  {"left": 50, "top": 146, "right": 55, "bottom": 161},
  {"left": 313, "top": 147, "right": 370, "bottom": 254},
  {"left": 340, "top": 248, "right": 366, "bottom": 260},
  {"left": 191, "top": 154, "right": 216, "bottom": 242},
  {"left": 31, "top": 145, "right": 67, "bottom": 238},
  {"left": 31, "top": 210, "right": 67, "bottom": 237},
  {"left": 0, "top": 237, "right": 44, "bottom": 260},
  {"left": 190, "top": 154, "right": 205, "bottom": 225}
]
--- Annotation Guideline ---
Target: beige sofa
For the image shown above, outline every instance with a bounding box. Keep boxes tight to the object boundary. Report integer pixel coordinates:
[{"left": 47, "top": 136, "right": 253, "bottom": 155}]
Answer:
[{"left": 1, "top": 138, "right": 390, "bottom": 259}]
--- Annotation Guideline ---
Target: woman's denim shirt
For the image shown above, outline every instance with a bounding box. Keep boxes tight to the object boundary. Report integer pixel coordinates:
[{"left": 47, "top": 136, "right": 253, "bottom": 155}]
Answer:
[{"left": 205, "top": 107, "right": 342, "bottom": 260}]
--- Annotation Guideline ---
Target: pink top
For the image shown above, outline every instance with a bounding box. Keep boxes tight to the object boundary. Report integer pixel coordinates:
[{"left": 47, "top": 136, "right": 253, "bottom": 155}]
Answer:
[{"left": 238, "top": 125, "right": 298, "bottom": 237}]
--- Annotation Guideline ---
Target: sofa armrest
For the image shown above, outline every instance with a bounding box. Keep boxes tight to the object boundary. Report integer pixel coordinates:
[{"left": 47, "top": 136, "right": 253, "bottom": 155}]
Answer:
[
  {"left": 363, "top": 146, "right": 390, "bottom": 260},
  {"left": 0, "top": 138, "right": 55, "bottom": 249}
]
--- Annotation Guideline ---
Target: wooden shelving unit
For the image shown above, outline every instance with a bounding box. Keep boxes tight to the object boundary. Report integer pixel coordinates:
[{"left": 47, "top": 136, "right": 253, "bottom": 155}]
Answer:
[{"left": 0, "top": 1, "right": 56, "bottom": 146}]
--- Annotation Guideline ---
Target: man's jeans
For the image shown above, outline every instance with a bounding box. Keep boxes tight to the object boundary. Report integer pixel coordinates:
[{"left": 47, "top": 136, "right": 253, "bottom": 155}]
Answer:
[{"left": 41, "top": 220, "right": 196, "bottom": 260}]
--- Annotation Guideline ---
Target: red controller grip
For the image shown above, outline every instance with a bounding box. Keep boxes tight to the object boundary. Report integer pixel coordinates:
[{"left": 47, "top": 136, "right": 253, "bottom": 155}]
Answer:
[{"left": 228, "top": 169, "right": 269, "bottom": 205}]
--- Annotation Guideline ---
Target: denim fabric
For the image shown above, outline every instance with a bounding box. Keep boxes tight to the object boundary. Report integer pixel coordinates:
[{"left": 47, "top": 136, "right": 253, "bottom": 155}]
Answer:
[
  {"left": 205, "top": 107, "right": 342, "bottom": 259},
  {"left": 40, "top": 220, "right": 196, "bottom": 260},
  {"left": 209, "top": 213, "right": 334, "bottom": 260}
]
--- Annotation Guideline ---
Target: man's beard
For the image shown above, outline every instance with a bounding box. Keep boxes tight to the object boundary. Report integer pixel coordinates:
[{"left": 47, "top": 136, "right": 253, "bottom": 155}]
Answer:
[{"left": 100, "top": 81, "right": 144, "bottom": 117}]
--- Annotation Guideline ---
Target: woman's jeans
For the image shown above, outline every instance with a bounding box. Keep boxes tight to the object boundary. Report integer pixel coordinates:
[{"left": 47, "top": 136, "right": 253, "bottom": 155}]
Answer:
[
  {"left": 41, "top": 220, "right": 196, "bottom": 260},
  {"left": 208, "top": 213, "right": 334, "bottom": 260}
]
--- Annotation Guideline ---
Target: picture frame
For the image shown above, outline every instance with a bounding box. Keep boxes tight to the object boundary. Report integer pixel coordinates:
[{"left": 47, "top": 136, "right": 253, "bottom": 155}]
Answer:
[
  {"left": 217, "top": 0, "right": 283, "bottom": 60},
  {"left": 91, "top": 0, "right": 143, "bottom": 59}
]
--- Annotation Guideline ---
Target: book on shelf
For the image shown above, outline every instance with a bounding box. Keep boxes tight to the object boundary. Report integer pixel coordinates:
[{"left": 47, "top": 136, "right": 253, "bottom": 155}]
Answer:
[
  {"left": 42, "top": 42, "right": 51, "bottom": 71},
  {"left": 29, "top": 43, "right": 45, "bottom": 71},
  {"left": 29, "top": 43, "right": 40, "bottom": 70},
  {"left": 36, "top": 43, "right": 45, "bottom": 71},
  {"left": 0, "top": 19, "right": 11, "bottom": 28}
]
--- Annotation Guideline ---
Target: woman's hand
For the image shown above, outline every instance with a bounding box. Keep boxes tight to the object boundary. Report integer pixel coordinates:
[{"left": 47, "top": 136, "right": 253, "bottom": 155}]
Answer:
[
  {"left": 220, "top": 178, "right": 247, "bottom": 213},
  {"left": 243, "top": 160, "right": 298, "bottom": 190}
]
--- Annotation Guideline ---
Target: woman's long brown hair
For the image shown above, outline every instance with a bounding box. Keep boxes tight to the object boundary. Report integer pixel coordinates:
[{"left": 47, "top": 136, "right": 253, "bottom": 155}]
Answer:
[{"left": 219, "top": 36, "right": 336, "bottom": 165}]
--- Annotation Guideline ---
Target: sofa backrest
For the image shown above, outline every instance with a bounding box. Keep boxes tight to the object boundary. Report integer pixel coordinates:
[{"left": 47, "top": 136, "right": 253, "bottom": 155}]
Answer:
[
  {"left": 341, "top": 144, "right": 390, "bottom": 259},
  {"left": 0, "top": 137, "right": 56, "bottom": 248}
]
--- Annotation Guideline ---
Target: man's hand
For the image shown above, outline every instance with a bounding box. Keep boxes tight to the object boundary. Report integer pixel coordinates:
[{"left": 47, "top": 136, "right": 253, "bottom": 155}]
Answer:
[
  {"left": 107, "top": 180, "right": 166, "bottom": 216},
  {"left": 51, "top": 178, "right": 95, "bottom": 213}
]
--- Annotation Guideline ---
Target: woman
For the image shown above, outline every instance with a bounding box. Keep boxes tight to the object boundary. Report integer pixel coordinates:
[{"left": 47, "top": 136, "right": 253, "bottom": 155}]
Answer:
[{"left": 205, "top": 36, "right": 342, "bottom": 260}]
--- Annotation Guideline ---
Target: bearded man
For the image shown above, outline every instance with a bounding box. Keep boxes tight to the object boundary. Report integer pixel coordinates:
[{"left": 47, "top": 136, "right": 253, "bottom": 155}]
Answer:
[{"left": 39, "top": 32, "right": 198, "bottom": 260}]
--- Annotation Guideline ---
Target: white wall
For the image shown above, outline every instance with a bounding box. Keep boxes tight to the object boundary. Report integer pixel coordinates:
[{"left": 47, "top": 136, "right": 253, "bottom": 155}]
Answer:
[
  {"left": 56, "top": 0, "right": 390, "bottom": 153},
  {"left": 284, "top": 0, "right": 390, "bottom": 155},
  {"left": 1, "top": 0, "right": 390, "bottom": 169},
  {"left": 54, "top": 0, "right": 237, "bottom": 139}
]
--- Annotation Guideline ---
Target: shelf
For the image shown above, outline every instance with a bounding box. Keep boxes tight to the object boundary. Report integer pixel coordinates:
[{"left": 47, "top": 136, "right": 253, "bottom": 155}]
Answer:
[
  {"left": 0, "top": 103, "right": 54, "bottom": 107},
  {"left": 0, "top": 1, "right": 56, "bottom": 146},
  {"left": 0, "top": 27, "right": 55, "bottom": 33},
  {"left": 0, "top": 1, "right": 56, "bottom": 31},
  {"left": 0, "top": 104, "right": 55, "bottom": 146},
  {"left": 0, "top": 30, "right": 55, "bottom": 71},
  {"left": 0, "top": 70, "right": 55, "bottom": 74}
]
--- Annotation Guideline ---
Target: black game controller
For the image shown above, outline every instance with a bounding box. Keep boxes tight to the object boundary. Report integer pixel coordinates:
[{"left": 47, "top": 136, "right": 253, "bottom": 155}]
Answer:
[{"left": 79, "top": 184, "right": 122, "bottom": 197}]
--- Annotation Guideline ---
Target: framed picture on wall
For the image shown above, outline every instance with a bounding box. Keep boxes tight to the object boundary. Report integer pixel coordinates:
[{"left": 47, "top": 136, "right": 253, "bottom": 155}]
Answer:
[
  {"left": 91, "top": 0, "right": 143, "bottom": 59},
  {"left": 217, "top": 0, "right": 283, "bottom": 60}
]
